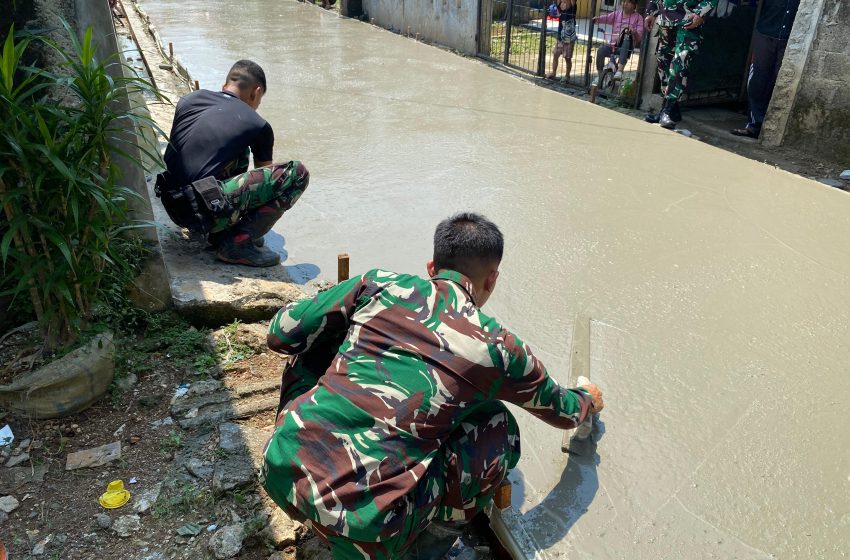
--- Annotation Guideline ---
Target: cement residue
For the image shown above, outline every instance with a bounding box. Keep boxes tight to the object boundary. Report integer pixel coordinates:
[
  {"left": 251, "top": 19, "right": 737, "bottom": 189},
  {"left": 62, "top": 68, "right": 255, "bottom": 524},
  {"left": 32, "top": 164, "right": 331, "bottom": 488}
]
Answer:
[{"left": 138, "top": 1, "right": 850, "bottom": 558}]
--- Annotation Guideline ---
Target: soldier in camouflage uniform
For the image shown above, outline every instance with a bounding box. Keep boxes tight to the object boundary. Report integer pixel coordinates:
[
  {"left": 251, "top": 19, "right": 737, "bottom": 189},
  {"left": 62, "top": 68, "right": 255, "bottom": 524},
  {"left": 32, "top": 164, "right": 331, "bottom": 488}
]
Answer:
[
  {"left": 644, "top": 0, "right": 718, "bottom": 129},
  {"left": 163, "top": 60, "right": 309, "bottom": 267},
  {"left": 261, "top": 213, "right": 604, "bottom": 559}
]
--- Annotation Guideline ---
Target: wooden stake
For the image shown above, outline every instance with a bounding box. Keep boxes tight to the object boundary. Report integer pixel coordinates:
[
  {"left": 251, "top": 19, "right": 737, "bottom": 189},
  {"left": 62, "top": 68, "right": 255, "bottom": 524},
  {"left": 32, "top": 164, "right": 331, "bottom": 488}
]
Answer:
[
  {"left": 337, "top": 253, "right": 350, "bottom": 283},
  {"left": 493, "top": 480, "right": 512, "bottom": 510},
  {"left": 194, "top": 80, "right": 200, "bottom": 91},
  {"left": 168, "top": 41, "right": 174, "bottom": 60}
]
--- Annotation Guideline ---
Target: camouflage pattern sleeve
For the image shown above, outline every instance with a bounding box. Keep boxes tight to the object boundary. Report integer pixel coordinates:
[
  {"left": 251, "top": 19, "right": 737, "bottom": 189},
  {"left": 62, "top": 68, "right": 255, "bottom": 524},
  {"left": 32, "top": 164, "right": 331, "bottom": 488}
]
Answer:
[
  {"left": 492, "top": 328, "right": 593, "bottom": 430},
  {"left": 695, "top": 0, "right": 718, "bottom": 17},
  {"left": 267, "top": 274, "right": 369, "bottom": 356}
]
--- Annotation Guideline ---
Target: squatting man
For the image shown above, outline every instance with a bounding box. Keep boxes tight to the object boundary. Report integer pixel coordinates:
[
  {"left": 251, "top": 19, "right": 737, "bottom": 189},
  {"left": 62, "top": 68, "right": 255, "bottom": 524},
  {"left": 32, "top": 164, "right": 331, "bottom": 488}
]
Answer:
[
  {"left": 157, "top": 60, "right": 309, "bottom": 267},
  {"left": 261, "top": 212, "right": 605, "bottom": 559}
]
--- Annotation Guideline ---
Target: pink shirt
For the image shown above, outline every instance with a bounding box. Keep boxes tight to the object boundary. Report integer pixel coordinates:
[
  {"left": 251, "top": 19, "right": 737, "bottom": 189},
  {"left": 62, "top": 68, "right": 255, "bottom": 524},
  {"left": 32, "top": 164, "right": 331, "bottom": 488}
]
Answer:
[{"left": 597, "top": 10, "right": 644, "bottom": 47}]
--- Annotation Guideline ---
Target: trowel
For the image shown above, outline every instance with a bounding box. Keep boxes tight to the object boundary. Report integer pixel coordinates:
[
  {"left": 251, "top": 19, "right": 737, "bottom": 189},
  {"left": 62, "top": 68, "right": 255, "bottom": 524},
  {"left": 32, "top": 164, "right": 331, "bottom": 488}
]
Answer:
[{"left": 561, "top": 315, "right": 595, "bottom": 455}]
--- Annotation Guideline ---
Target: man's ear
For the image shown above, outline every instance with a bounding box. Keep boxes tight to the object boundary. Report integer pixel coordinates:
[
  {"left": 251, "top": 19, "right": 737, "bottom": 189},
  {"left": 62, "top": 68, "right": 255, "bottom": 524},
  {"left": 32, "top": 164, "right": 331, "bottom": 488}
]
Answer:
[
  {"left": 484, "top": 268, "right": 499, "bottom": 294},
  {"left": 426, "top": 260, "right": 437, "bottom": 277}
]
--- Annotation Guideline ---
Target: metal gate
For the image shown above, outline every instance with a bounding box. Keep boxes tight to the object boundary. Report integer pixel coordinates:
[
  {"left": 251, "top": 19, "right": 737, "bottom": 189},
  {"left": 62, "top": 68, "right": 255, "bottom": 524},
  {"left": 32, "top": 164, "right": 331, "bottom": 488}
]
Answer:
[{"left": 478, "top": 0, "right": 647, "bottom": 101}]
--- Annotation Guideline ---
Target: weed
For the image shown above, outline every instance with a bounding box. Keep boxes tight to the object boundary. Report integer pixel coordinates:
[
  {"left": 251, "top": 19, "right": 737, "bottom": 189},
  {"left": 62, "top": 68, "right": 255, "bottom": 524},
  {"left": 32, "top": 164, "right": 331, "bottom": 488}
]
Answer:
[
  {"left": 159, "top": 429, "right": 183, "bottom": 454},
  {"left": 152, "top": 483, "right": 214, "bottom": 519}
]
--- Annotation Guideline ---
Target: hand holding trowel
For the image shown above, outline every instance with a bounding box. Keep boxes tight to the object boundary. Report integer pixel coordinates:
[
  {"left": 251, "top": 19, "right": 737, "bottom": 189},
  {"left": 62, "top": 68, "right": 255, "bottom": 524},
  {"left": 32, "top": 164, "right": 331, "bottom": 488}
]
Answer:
[{"left": 561, "top": 316, "right": 603, "bottom": 455}]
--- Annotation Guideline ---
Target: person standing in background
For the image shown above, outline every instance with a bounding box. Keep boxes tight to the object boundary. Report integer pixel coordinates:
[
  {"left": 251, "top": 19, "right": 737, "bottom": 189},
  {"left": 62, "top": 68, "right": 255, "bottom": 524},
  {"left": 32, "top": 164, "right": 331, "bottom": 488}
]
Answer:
[{"left": 731, "top": 0, "right": 800, "bottom": 139}]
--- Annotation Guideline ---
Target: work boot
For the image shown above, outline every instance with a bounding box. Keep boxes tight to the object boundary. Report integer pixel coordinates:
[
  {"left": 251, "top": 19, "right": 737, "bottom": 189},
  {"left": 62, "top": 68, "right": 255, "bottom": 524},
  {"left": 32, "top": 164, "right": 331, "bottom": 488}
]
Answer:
[
  {"left": 403, "top": 521, "right": 466, "bottom": 560},
  {"left": 216, "top": 233, "right": 280, "bottom": 267},
  {"left": 644, "top": 99, "right": 666, "bottom": 123},
  {"left": 659, "top": 109, "right": 677, "bottom": 130},
  {"left": 206, "top": 231, "right": 264, "bottom": 250}
]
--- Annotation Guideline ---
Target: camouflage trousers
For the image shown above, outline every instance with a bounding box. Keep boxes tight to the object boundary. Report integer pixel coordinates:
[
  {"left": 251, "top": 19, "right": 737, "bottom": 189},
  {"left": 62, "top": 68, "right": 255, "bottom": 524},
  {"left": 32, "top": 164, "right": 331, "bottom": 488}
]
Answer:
[
  {"left": 268, "top": 349, "right": 521, "bottom": 560},
  {"left": 209, "top": 161, "right": 309, "bottom": 234},
  {"left": 655, "top": 23, "right": 703, "bottom": 103}
]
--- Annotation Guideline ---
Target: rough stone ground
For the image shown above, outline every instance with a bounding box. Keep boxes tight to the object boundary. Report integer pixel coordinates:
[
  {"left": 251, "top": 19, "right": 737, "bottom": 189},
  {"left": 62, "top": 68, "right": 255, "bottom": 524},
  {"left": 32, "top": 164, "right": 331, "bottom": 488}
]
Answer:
[{"left": 0, "top": 317, "right": 335, "bottom": 560}]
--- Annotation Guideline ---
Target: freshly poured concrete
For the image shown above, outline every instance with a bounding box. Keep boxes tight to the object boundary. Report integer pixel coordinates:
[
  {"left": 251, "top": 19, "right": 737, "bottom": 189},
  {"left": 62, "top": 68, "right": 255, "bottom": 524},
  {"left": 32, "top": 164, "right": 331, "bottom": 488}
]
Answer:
[{"left": 140, "top": 1, "right": 850, "bottom": 557}]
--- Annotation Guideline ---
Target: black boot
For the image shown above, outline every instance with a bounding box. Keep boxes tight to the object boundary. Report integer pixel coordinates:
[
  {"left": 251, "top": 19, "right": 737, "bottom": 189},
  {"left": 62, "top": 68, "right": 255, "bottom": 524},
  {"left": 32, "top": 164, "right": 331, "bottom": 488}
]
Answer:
[
  {"left": 644, "top": 99, "right": 666, "bottom": 124},
  {"left": 216, "top": 233, "right": 281, "bottom": 267},
  {"left": 659, "top": 108, "right": 677, "bottom": 130}
]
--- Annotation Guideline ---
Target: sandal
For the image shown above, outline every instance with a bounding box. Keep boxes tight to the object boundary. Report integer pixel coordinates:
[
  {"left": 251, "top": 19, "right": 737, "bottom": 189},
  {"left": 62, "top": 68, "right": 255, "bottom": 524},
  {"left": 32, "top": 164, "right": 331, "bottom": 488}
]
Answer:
[{"left": 730, "top": 127, "right": 759, "bottom": 139}]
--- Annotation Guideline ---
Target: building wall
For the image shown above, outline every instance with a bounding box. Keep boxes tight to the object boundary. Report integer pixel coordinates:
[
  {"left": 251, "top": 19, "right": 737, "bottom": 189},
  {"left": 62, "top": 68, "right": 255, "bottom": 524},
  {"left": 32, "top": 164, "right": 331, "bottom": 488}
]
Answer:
[
  {"left": 779, "top": 0, "right": 849, "bottom": 161},
  {"left": 362, "top": 0, "right": 478, "bottom": 55}
]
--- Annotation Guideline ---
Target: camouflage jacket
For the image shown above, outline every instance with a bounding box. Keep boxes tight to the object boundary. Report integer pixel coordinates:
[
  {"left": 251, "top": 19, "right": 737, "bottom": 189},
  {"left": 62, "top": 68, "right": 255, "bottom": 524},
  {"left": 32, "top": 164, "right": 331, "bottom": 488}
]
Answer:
[
  {"left": 647, "top": 0, "right": 718, "bottom": 19},
  {"left": 263, "top": 269, "right": 593, "bottom": 541}
]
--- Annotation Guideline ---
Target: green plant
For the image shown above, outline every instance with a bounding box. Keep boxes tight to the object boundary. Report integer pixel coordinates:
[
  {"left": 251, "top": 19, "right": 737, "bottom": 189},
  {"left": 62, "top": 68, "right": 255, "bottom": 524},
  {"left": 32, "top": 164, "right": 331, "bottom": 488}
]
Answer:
[
  {"left": 0, "top": 23, "right": 164, "bottom": 350},
  {"left": 160, "top": 428, "right": 183, "bottom": 454}
]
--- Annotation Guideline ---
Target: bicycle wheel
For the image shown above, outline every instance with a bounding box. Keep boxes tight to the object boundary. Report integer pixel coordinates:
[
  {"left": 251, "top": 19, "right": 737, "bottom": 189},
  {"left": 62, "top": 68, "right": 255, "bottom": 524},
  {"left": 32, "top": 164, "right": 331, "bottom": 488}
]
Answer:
[{"left": 600, "top": 69, "right": 615, "bottom": 93}]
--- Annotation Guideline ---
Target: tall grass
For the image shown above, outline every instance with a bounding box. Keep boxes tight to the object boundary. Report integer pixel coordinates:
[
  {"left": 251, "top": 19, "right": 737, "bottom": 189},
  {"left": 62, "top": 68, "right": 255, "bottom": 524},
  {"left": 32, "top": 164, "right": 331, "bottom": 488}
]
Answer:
[{"left": 0, "top": 23, "right": 164, "bottom": 349}]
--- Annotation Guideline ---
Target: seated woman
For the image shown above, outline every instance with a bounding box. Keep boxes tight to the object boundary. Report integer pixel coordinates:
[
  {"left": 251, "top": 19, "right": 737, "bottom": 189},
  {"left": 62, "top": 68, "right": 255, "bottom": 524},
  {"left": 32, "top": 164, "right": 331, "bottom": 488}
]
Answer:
[{"left": 593, "top": 0, "right": 644, "bottom": 81}]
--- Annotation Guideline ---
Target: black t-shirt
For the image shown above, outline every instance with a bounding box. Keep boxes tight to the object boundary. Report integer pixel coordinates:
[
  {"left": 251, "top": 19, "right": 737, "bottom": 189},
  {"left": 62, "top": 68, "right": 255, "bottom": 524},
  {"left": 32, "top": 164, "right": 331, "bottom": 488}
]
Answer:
[
  {"left": 558, "top": 4, "right": 577, "bottom": 40},
  {"left": 757, "top": 0, "right": 800, "bottom": 40},
  {"left": 164, "top": 89, "right": 274, "bottom": 187}
]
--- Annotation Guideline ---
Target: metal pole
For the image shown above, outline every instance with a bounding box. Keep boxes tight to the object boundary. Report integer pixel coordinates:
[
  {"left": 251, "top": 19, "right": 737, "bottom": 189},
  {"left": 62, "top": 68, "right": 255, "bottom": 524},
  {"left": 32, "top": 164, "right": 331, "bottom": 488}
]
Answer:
[
  {"left": 584, "top": 0, "right": 598, "bottom": 88},
  {"left": 503, "top": 0, "right": 515, "bottom": 66},
  {"left": 633, "top": 30, "right": 651, "bottom": 109},
  {"left": 537, "top": 6, "right": 548, "bottom": 76}
]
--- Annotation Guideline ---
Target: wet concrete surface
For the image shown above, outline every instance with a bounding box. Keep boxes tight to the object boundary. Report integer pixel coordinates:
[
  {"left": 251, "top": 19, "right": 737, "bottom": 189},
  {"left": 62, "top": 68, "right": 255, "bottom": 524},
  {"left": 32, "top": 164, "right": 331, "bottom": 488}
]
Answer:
[{"left": 139, "top": 1, "right": 850, "bottom": 557}]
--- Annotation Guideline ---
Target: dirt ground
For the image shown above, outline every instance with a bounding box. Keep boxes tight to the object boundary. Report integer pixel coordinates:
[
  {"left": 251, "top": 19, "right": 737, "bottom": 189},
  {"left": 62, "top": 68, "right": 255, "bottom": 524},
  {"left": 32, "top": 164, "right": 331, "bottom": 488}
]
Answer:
[{"left": 0, "top": 315, "right": 303, "bottom": 560}]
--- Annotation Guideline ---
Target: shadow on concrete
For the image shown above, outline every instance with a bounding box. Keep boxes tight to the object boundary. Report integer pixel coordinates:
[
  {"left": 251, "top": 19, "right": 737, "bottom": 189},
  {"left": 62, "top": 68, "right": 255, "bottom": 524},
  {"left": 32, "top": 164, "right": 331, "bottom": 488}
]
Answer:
[{"left": 519, "top": 418, "right": 606, "bottom": 550}]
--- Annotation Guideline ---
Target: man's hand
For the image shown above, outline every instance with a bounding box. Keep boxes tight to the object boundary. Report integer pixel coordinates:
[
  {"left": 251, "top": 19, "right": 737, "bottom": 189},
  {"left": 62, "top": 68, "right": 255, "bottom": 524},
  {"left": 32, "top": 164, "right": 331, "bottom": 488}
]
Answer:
[
  {"left": 580, "top": 383, "right": 604, "bottom": 413},
  {"left": 684, "top": 13, "right": 704, "bottom": 30},
  {"left": 644, "top": 15, "right": 656, "bottom": 31}
]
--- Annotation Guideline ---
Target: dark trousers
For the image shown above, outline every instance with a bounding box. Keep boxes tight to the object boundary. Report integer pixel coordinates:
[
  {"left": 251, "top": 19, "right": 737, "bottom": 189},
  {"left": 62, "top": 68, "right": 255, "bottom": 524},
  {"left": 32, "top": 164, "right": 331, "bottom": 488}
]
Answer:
[{"left": 746, "top": 31, "right": 788, "bottom": 132}]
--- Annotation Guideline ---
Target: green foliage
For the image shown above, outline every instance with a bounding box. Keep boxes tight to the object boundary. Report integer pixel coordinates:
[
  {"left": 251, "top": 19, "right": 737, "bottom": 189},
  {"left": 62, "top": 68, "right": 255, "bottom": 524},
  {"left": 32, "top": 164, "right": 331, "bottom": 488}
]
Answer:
[
  {"left": 159, "top": 429, "right": 183, "bottom": 454},
  {"left": 0, "top": 23, "right": 164, "bottom": 349}
]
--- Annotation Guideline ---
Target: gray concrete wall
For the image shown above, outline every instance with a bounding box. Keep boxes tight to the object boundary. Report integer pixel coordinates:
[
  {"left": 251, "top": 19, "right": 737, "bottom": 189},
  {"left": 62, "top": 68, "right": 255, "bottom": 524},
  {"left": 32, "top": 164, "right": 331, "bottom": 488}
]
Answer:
[
  {"left": 361, "top": 0, "right": 479, "bottom": 55},
  {"left": 76, "top": 0, "right": 172, "bottom": 310},
  {"left": 775, "top": 0, "right": 849, "bottom": 162}
]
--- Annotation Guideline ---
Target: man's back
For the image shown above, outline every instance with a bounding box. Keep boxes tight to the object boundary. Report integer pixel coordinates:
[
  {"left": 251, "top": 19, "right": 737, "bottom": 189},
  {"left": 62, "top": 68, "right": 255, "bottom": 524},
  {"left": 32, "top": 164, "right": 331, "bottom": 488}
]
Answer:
[
  {"left": 163, "top": 89, "right": 274, "bottom": 187},
  {"left": 263, "top": 268, "right": 590, "bottom": 543}
]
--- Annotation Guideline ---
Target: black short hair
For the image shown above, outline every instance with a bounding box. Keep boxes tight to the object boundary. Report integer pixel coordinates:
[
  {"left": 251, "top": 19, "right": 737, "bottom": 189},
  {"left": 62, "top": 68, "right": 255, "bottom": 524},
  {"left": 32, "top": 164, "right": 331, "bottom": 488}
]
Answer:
[
  {"left": 226, "top": 60, "right": 267, "bottom": 93},
  {"left": 433, "top": 212, "right": 504, "bottom": 277}
]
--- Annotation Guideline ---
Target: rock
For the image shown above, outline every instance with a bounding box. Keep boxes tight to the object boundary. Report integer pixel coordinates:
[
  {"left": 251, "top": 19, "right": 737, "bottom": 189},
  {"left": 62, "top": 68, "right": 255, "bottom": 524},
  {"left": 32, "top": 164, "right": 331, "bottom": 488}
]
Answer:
[
  {"left": 218, "top": 423, "right": 242, "bottom": 451},
  {"left": 0, "top": 464, "right": 48, "bottom": 493},
  {"left": 16, "top": 439, "right": 31, "bottom": 453},
  {"left": 112, "top": 514, "right": 142, "bottom": 537},
  {"left": 95, "top": 513, "right": 112, "bottom": 529},
  {"left": 0, "top": 495, "right": 20, "bottom": 513},
  {"left": 185, "top": 458, "right": 214, "bottom": 480},
  {"left": 208, "top": 524, "right": 244, "bottom": 559},
  {"left": 65, "top": 441, "right": 121, "bottom": 470},
  {"left": 840, "top": 170, "right": 850, "bottom": 180},
  {"left": 298, "top": 536, "right": 334, "bottom": 560},
  {"left": 32, "top": 534, "right": 52, "bottom": 555},
  {"left": 212, "top": 457, "right": 255, "bottom": 493},
  {"left": 116, "top": 373, "right": 139, "bottom": 391},
  {"left": 259, "top": 508, "right": 299, "bottom": 548},
  {"left": 6, "top": 452, "right": 29, "bottom": 468},
  {"left": 150, "top": 417, "right": 174, "bottom": 429},
  {"left": 137, "top": 553, "right": 167, "bottom": 560},
  {"left": 133, "top": 483, "right": 162, "bottom": 515},
  {"left": 268, "top": 553, "right": 287, "bottom": 560},
  {"left": 0, "top": 511, "right": 8, "bottom": 525},
  {"left": 818, "top": 177, "right": 844, "bottom": 188},
  {"left": 187, "top": 379, "right": 223, "bottom": 397}
]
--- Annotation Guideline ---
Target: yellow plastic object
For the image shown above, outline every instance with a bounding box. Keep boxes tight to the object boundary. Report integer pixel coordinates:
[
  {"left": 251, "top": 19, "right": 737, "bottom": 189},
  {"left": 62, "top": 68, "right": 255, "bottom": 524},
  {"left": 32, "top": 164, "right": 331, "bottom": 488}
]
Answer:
[{"left": 99, "top": 480, "right": 131, "bottom": 509}]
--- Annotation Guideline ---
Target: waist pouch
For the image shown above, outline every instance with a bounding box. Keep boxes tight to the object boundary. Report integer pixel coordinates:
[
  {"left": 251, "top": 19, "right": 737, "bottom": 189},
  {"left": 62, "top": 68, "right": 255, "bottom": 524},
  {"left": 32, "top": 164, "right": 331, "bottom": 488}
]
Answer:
[{"left": 155, "top": 174, "right": 233, "bottom": 234}]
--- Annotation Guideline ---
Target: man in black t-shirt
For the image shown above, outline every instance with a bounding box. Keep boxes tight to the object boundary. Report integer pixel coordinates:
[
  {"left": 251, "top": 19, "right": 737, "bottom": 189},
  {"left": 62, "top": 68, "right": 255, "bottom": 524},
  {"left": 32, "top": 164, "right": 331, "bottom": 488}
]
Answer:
[{"left": 162, "top": 60, "right": 309, "bottom": 267}]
